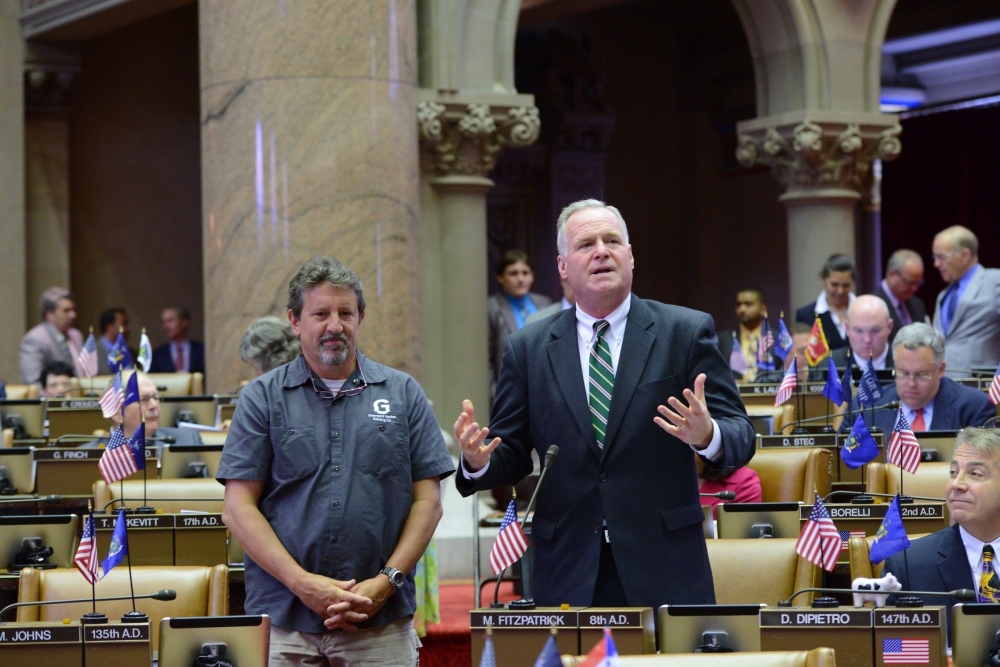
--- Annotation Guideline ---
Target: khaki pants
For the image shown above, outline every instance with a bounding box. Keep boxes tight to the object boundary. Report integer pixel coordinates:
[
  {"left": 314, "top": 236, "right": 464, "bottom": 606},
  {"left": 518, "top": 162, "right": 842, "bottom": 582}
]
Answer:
[{"left": 269, "top": 617, "right": 420, "bottom": 667}]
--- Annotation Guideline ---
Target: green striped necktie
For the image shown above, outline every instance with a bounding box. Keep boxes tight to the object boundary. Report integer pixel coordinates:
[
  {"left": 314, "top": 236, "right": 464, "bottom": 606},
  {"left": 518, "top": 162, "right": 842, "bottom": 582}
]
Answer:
[{"left": 589, "top": 320, "right": 615, "bottom": 448}]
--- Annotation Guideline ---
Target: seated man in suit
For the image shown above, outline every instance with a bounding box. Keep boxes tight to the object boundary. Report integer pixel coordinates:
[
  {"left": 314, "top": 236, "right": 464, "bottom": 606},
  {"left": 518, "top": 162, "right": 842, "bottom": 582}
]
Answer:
[
  {"left": 795, "top": 253, "right": 856, "bottom": 352},
  {"left": 842, "top": 323, "right": 994, "bottom": 434},
  {"left": 883, "top": 428, "right": 1000, "bottom": 635},
  {"left": 718, "top": 286, "right": 777, "bottom": 383},
  {"left": 830, "top": 295, "right": 894, "bottom": 373},
  {"left": 19, "top": 287, "right": 84, "bottom": 384},
  {"left": 39, "top": 360, "right": 76, "bottom": 399},
  {"left": 150, "top": 306, "right": 206, "bottom": 375},
  {"left": 878, "top": 249, "right": 929, "bottom": 343}
]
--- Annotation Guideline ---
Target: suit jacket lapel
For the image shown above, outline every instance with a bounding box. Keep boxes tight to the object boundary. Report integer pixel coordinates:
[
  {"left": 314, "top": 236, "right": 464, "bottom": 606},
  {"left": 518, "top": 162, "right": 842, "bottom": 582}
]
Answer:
[
  {"left": 602, "top": 296, "right": 655, "bottom": 461},
  {"left": 930, "top": 378, "right": 958, "bottom": 429},
  {"left": 546, "top": 311, "right": 600, "bottom": 459},
  {"left": 879, "top": 287, "right": 902, "bottom": 327},
  {"left": 938, "top": 524, "right": 976, "bottom": 591},
  {"left": 500, "top": 298, "right": 518, "bottom": 335}
]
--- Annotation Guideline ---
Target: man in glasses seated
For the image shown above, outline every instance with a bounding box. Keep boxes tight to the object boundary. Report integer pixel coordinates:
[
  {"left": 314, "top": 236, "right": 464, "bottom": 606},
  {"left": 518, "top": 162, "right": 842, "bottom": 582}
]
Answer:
[
  {"left": 842, "top": 322, "right": 994, "bottom": 434},
  {"left": 217, "top": 256, "right": 454, "bottom": 667}
]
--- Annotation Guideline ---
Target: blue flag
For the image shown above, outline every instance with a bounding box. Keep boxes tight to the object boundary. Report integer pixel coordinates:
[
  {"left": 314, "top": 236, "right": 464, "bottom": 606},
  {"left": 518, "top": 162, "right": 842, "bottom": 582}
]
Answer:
[
  {"left": 856, "top": 360, "right": 885, "bottom": 408},
  {"left": 107, "top": 333, "right": 133, "bottom": 373},
  {"left": 127, "top": 422, "right": 146, "bottom": 471},
  {"left": 822, "top": 357, "right": 846, "bottom": 406},
  {"left": 841, "top": 361, "right": 853, "bottom": 408},
  {"left": 100, "top": 510, "right": 129, "bottom": 577},
  {"left": 773, "top": 319, "right": 793, "bottom": 362},
  {"left": 869, "top": 495, "right": 911, "bottom": 563},
  {"left": 122, "top": 372, "right": 140, "bottom": 409},
  {"left": 841, "top": 415, "right": 880, "bottom": 469},
  {"left": 533, "top": 635, "right": 563, "bottom": 667}
]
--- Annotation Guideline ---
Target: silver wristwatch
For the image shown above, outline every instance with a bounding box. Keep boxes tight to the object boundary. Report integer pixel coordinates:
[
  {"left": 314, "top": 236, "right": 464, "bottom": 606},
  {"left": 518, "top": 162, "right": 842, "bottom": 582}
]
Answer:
[{"left": 380, "top": 566, "right": 405, "bottom": 589}]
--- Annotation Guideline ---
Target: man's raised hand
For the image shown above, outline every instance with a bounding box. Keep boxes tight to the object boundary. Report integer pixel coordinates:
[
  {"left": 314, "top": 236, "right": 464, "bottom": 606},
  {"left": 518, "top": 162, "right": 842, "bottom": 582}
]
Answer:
[{"left": 453, "top": 399, "right": 501, "bottom": 471}]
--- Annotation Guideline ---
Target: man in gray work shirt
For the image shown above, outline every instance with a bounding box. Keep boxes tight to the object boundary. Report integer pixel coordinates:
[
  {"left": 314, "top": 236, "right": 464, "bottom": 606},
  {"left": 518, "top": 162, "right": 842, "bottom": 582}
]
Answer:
[{"left": 218, "top": 256, "right": 454, "bottom": 666}]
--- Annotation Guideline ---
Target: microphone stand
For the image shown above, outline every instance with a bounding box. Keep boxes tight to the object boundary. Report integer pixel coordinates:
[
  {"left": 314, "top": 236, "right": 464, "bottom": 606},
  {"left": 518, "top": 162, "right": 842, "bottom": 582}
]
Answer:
[
  {"left": 82, "top": 501, "right": 105, "bottom": 625},
  {"left": 822, "top": 490, "right": 945, "bottom": 505},
  {"left": 0, "top": 589, "right": 176, "bottom": 624},
  {"left": 778, "top": 586, "right": 976, "bottom": 607}
]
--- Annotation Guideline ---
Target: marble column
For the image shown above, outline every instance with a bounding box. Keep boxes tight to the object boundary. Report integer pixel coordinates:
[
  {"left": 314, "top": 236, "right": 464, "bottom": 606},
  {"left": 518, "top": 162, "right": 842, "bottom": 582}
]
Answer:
[
  {"left": 0, "top": 0, "right": 26, "bottom": 381},
  {"left": 200, "top": 0, "right": 421, "bottom": 392}
]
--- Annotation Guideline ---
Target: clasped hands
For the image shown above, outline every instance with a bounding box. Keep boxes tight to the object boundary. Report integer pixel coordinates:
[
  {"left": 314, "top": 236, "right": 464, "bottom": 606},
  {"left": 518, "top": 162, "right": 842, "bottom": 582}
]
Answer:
[{"left": 296, "top": 572, "right": 396, "bottom": 632}]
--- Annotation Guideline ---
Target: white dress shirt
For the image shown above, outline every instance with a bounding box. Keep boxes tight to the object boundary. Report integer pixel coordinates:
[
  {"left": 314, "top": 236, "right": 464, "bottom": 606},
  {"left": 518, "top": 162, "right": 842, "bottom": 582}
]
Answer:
[
  {"left": 959, "top": 525, "right": 1000, "bottom": 588},
  {"left": 463, "top": 294, "right": 723, "bottom": 478},
  {"left": 814, "top": 291, "right": 857, "bottom": 340},
  {"left": 855, "top": 345, "right": 890, "bottom": 371},
  {"left": 894, "top": 399, "right": 935, "bottom": 431}
]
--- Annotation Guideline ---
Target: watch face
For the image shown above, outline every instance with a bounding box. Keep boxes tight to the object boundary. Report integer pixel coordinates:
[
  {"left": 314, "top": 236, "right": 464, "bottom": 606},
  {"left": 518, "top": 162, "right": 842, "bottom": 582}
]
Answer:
[{"left": 390, "top": 571, "right": 405, "bottom": 587}]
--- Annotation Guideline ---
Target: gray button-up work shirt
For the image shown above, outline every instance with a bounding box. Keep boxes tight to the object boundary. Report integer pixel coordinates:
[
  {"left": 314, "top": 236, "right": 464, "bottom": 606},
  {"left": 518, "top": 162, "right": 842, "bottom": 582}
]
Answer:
[{"left": 217, "top": 353, "right": 455, "bottom": 634}]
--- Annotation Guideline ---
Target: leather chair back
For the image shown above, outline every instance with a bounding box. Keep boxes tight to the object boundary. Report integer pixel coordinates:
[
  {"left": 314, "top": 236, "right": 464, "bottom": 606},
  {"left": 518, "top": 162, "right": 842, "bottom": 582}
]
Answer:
[
  {"left": 705, "top": 538, "right": 821, "bottom": 606},
  {"left": 561, "top": 648, "right": 836, "bottom": 667},
  {"left": 4, "top": 384, "right": 39, "bottom": 400},
  {"left": 849, "top": 533, "right": 929, "bottom": 582},
  {"left": 17, "top": 565, "right": 227, "bottom": 646},
  {"left": 748, "top": 448, "right": 833, "bottom": 504},
  {"left": 94, "top": 478, "right": 224, "bottom": 514},
  {"left": 1, "top": 428, "right": 12, "bottom": 449},
  {"left": 866, "top": 462, "right": 950, "bottom": 500},
  {"left": 745, "top": 405, "right": 795, "bottom": 433},
  {"left": 89, "top": 372, "right": 204, "bottom": 397}
]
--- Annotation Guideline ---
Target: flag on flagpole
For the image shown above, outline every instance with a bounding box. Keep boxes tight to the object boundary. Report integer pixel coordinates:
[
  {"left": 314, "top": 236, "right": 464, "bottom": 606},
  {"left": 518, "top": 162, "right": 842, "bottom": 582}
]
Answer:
[
  {"left": 98, "top": 426, "right": 138, "bottom": 484},
  {"left": 533, "top": 634, "right": 563, "bottom": 667},
  {"left": 888, "top": 410, "right": 921, "bottom": 474},
  {"left": 773, "top": 319, "right": 793, "bottom": 362},
  {"left": 729, "top": 336, "right": 750, "bottom": 376},
  {"left": 822, "top": 357, "right": 846, "bottom": 406},
  {"left": 127, "top": 423, "right": 147, "bottom": 472},
  {"left": 100, "top": 510, "right": 129, "bottom": 578},
  {"left": 838, "top": 530, "right": 866, "bottom": 552},
  {"left": 796, "top": 495, "right": 841, "bottom": 571},
  {"left": 74, "top": 515, "right": 98, "bottom": 584},
  {"left": 841, "top": 356, "right": 853, "bottom": 408},
  {"left": 99, "top": 372, "right": 124, "bottom": 418},
  {"left": 857, "top": 360, "right": 885, "bottom": 408},
  {"left": 489, "top": 500, "right": 529, "bottom": 575},
  {"left": 107, "top": 332, "right": 133, "bottom": 373},
  {"left": 581, "top": 628, "right": 620, "bottom": 667},
  {"left": 77, "top": 333, "right": 99, "bottom": 379},
  {"left": 804, "top": 318, "right": 830, "bottom": 366},
  {"left": 841, "top": 415, "right": 880, "bottom": 469},
  {"left": 122, "top": 371, "right": 140, "bottom": 410},
  {"left": 137, "top": 329, "right": 152, "bottom": 373},
  {"left": 774, "top": 358, "right": 797, "bottom": 407},
  {"left": 869, "top": 495, "right": 911, "bottom": 563},
  {"left": 989, "top": 363, "right": 1000, "bottom": 406},
  {"left": 478, "top": 633, "right": 497, "bottom": 667},
  {"left": 757, "top": 319, "right": 775, "bottom": 370}
]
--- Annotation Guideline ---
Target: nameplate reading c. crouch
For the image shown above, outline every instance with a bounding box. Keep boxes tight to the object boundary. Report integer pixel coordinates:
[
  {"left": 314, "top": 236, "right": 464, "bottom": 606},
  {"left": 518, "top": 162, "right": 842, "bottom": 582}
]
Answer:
[
  {"left": 760, "top": 609, "right": 872, "bottom": 628},
  {"left": 0, "top": 625, "right": 81, "bottom": 644},
  {"left": 470, "top": 610, "right": 576, "bottom": 629}
]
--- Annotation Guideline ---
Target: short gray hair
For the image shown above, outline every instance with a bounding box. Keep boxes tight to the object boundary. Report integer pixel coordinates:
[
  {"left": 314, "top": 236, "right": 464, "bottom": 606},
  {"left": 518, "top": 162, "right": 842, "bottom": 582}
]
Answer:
[
  {"left": 239, "top": 316, "right": 302, "bottom": 373},
  {"left": 287, "top": 256, "right": 365, "bottom": 318},
  {"left": 954, "top": 427, "right": 1000, "bottom": 460},
  {"left": 40, "top": 287, "right": 72, "bottom": 318},
  {"left": 937, "top": 225, "right": 978, "bottom": 256},
  {"left": 556, "top": 199, "right": 630, "bottom": 256},
  {"left": 892, "top": 322, "right": 945, "bottom": 365},
  {"left": 885, "top": 249, "right": 922, "bottom": 276}
]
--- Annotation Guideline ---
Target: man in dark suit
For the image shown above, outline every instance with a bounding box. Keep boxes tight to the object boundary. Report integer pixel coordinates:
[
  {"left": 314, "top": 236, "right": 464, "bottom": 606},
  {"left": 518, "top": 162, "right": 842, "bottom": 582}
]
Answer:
[
  {"left": 876, "top": 249, "right": 929, "bottom": 344},
  {"left": 795, "top": 254, "right": 856, "bottom": 352},
  {"left": 150, "top": 306, "right": 206, "bottom": 375},
  {"left": 829, "top": 295, "right": 895, "bottom": 374},
  {"left": 883, "top": 428, "right": 1000, "bottom": 636},
  {"left": 841, "top": 323, "right": 994, "bottom": 434},
  {"left": 454, "top": 199, "right": 755, "bottom": 609},
  {"left": 717, "top": 287, "right": 778, "bottom": 383}
]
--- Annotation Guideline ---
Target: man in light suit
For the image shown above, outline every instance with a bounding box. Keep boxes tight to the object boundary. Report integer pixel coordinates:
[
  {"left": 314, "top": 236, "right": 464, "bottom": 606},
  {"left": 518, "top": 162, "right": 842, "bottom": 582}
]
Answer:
[
  {"left": 19, "top": 287, "right": 84, "bottom": 385},
  {"left": 454, "top": 199, "right": 754, "bottom": 609},
  {"left": 932, "top": 226, "right": 1000, "bottom": 377},
  {"left": 876, "top": 249, "right": 929, "bottom": 344}
]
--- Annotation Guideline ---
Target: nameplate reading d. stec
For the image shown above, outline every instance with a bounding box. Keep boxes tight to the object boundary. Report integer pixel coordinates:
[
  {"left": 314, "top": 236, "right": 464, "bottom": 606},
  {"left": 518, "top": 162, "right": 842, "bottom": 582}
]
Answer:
[
  {"left": 470, "top": 610, "right": 577, "bottom": 629},
  {"left": 96, "top": 514, "right": 175, "bottom": 530},
  {"left": 83, "top": 624, "right": 150, "bottom": 642},
  {"left": 798, "top": 503, "right": 945, "bottom": 520},
  {"left": 0, "top": 625, "right": 81, "bottom": 644},
  {"left": 760, "top": 435, "right": 839, "bottom": 448},
  {"left": 176, "top": 513, "right": 225, "bottom": 528},
  {"left": 760, "top": 609, "right": 873, "bottom": 628},
  {"left": 32, "top": 447, "right": 156, "bottom": 461}
]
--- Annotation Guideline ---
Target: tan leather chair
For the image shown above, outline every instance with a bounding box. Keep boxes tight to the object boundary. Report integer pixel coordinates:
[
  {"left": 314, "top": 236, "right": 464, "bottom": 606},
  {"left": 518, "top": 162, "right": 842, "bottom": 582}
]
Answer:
[
  {"left": 746, "top": 405, "right": 796, "bottom": 433},
  {"left": 17, "top": 565, "right": 227, "bottom": 646},
  {"left": 90, "top": 371, "right": 204, "bottom": 396},
  {"left": 748, "top": 448, "right": 833, "bottom": 504},
  {"left": 94, "top": 478, "right": 224, "bottom": 514},
  {"left": 866, "top": 462, "right": 949, "bottom": 500},
  {"left": 4, "top": 384, "right": 39, "bottom": 400},
  {"left": 706, "top": 538, "right": 821, "bottom": 606},
  {"left": 848, "top": 533, "right": 929, "bottom": 582},
  {"left": 561, "top": 648, "right": 836, "bottom": 667},
  {"left": 1, "top": 428, "right": 12, "bottom": 449}
]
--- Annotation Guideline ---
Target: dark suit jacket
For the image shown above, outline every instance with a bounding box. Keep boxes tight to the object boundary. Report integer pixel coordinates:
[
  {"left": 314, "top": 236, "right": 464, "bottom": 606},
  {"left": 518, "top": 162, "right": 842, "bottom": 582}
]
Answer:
[
  {"left": 830, "top": 345, "right": 894, "bottom": 373},
  {"left": 457, "top": 295, "right": 756, "bottom": 608},
  {"left": 882, "top": 524, "right": 972, "bottom": 639},
  {"left": 150, "top": 341, "right": 206, "bottom": 375},
  {"left": 795, "top": 304, "right": 848, "bottom": 351},
  {"left": 841, "top": 377, "right": 996, "bottom": 434},
  {"left": 874, "top": 284, "right": 928, "bottom": 344},
  {"left": 716, "top": 327, "right": 780, "bottom": 381},
  {"left": 488, "top": 292, "right": 553, "bottom": 399}
]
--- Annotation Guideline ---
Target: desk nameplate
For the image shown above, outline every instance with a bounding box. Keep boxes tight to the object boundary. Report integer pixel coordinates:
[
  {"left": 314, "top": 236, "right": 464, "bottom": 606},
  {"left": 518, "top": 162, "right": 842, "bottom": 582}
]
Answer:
[
  {"left": 176, "top": 513, "right": 225, "bottom": 529},
  {"left": 874, "top": 608, "right": 940, "bottom": 627},
  {"left": 471, "top": 610, "right": 577, "bottom": 629},
  {"left": 95, "top": 514, "right": 175, "bottom": 530},
  {"left": 760, "top": 609, "right": 872, "bottom": 628},
  {"left": 83, "top": 624, "right": 150, "bottom": 643},
  {"left": 0, "top": 624, "right": 81, "bottom": 644},
  {"left": 761, "top": 435, "right": 839, "bottom": 448},
  {"left": 799, "top": 503, "right": 945, "bottom": 520}
]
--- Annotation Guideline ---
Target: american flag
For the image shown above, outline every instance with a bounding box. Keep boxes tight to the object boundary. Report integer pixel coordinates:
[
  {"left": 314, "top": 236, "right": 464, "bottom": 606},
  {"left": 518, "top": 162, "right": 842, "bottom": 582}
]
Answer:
[
  {"left": 489, "top": 500, "right": 529, "bottom": 575},
  {"left": 99, "top": 372, "right": 124, "bottom": 418},
  {"left": 98, "top": 426, "right": 138, "bottom": 484},
  {"left": 77, "top": 333, "right": 99, "bottom": 379},
  {"left": 796, "top": 495, "right": 841, "bottom": 571},
  {"left": 989, "top": 363, "right": 1000, "bottom": 406},
  {"left": 478, "top": 634, "right": 496, "bottom": 667},
  {"left": 774, "top": 358, "right": 798, "bottom": 407},
  {"left": 74, "top": 515, "right": 98, "bottom": 584},
  {"left": 888, "top": 410, "right": 921, "bottom": 474},
  {"left": 729, "top": 340, "right": 750, "bottom": 375},
  {"left": 838, "top": 530, "right": 866, "bottom": 551},
  {"left": 882, "top": 638, "right": 929, "bottom": 664},
  {"left": 757, "top": 319, "right": 774, "bottom": 364}
]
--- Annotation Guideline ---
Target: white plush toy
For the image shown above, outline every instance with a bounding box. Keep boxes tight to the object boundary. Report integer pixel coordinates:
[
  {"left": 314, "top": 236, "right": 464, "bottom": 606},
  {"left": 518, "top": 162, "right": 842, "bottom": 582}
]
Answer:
[{"left": 851, "top": 574, "right": 902, "bottom": 608}]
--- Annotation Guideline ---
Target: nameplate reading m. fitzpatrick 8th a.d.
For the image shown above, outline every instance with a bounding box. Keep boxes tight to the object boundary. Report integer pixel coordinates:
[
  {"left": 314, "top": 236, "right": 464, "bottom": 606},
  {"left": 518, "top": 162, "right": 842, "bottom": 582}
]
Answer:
[
  {"left": 96, "top": 515, "right": 175, "bottom": 530},
  {"left": 760, "top": 609, "right": 872, "bottom": 628},
  {"left": 578, "top": 611, "right": 644, "bottom": 628},
  {"left": 874, "top": 608, "right": 940, "bottom": 627},
  {"left": 0, "top": 625, "right": 81, "bottom": 644},
  {"left": 760, "top": 435, "right": 839, "bottom": 448},
  {"left": 84, "top": 624, "right": 150, "bottom": 642},
  {"left": 798, "top": 504, "right": 945, "bottom": 520},
  {"left": 176, "top": 514, "right": 224, "bottom": 528},
  {"left": 470, "top": 610, "right": 576, "bottom": 628}
]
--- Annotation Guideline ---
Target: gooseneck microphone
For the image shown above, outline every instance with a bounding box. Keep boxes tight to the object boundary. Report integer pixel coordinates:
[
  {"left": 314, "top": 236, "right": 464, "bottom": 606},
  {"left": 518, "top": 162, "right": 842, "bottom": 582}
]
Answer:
[
  {"left": 0, "top": 494, "right": 62, "bottom": 505},
  {"left": 822, "top": 490, "right": 946, "bottom": 504},
  {"left": 700, "top": 491, "right": 736, "bottom": 500},
  {"left": 777, "top": 586, "right": 976, "bottom": 607},
  {"left": 0, "top": 589, "right": 177, "bottom": 622},
  {"left": 778, "top": 402, "right": 901, "bottom": 433}
]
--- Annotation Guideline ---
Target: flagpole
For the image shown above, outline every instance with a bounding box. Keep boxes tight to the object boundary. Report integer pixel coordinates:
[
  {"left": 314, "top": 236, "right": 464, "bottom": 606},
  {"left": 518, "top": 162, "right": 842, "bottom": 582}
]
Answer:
[
  {"left": 491, "top": 488, "right": 516, "bottom": 609},
  {"left": 119, "top": 509, "right": 149, "bottom": 623},
  {"left": 80, "top": 500, "right": 107, "bottom": 625}
]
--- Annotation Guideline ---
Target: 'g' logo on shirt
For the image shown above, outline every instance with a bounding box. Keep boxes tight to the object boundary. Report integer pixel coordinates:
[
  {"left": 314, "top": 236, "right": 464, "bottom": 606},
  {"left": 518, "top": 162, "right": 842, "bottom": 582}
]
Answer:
[{"left": 373, "top": 399, "right": 391, "bottom": 415}]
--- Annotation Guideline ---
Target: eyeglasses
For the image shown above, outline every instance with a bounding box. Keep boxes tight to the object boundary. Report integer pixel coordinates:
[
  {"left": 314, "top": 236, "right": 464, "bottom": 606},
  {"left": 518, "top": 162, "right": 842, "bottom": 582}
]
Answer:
[
  {"left": 896, "top": 371, "right": 936, "bottom": 384},
  {"left": 932, "top": 251, "right": 957, "bottom": 262},
  {"left": 309, "top": 361, "right": 368, "bottom": 400},
  {"left": 139, "top": 394, "right": 160, "bottom": 405},
  {"left": 890, "top": 270, "right": 924, "bottom": 288}
]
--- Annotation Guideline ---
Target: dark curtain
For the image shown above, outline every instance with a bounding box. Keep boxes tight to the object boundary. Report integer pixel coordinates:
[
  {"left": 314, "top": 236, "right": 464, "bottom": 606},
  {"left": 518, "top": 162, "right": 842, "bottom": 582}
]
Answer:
[{"left": 881, "top": 103, "right": 1000, "bottom": 319}]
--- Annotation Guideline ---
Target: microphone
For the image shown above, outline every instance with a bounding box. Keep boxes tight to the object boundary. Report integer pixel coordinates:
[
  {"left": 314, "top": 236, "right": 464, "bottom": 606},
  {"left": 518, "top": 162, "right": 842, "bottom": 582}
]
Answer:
[
  {"left": 49, "top": 434, "right": 101, "bottom": 446},
  {"left": 778, "top": 586, "right": 976, "bottom": 607},
  {"left": 700, "top": 491, "right": 736, "bottom": 500},
  {"left": 823, "top": 490, "right": 946, "bottom": 504},
  {"left": 0, "top": 494, "right": 62, "bottom": 505},
  {"left": 145, "top": 435, "right": 176, "bottom": 444},
  {"left": 779, "top": 401, "right": 900, "bottom": 433},
  {"left": 0, "top": 589, "right": 176, "bottom": 622}
]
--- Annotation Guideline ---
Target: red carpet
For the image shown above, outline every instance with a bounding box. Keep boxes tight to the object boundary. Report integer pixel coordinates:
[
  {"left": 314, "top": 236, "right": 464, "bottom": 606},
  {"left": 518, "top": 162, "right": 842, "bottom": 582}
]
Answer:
[{"left": 419, "top": 580, "right": 518, "bottom": 667}]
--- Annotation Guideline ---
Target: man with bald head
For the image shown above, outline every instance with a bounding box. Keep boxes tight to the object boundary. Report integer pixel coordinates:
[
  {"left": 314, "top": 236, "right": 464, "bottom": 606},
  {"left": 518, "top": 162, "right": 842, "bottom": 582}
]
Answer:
[
  {"left": 877, "top": 249, "right": 929, "bottom": 343},
  {"left": 830, "top": 295, "right": 894, "bottom": 374},
  {"left": 932, "top": 226, "right": 1000, "bottom": 376}
]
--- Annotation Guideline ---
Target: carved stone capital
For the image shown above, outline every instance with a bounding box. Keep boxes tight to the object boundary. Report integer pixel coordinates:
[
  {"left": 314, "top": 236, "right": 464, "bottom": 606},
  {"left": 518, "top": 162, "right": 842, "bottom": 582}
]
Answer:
[
  {"left": 418, "top": 93, "right": 540, "bottom": 178},
  {"left": 736, "top": 113, "right": 901, "bottom": 193}
]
